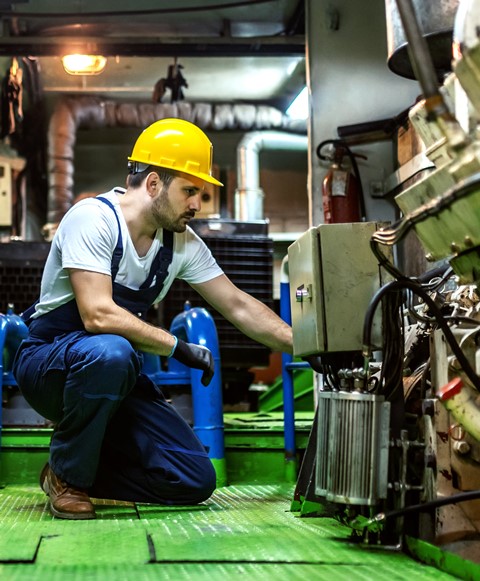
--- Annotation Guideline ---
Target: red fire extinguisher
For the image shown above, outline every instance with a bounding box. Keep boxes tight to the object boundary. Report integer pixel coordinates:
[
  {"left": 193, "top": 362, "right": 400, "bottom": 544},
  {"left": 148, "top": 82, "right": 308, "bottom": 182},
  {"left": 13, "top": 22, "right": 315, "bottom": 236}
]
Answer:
[{"left": 317, "top": 139, "right": 366, "bottom": 224}]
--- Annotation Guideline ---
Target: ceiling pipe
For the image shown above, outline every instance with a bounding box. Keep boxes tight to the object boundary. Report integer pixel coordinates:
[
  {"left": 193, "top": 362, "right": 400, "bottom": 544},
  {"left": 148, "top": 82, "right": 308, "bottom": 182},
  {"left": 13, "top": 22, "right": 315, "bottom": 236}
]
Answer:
[
  {"left": 46, "top": 95, "right": 306, "bottom": 236},
  {"left": 234, "top": 131, "right": 308, "bottom": 221},
  {"left": 0, "top": 35, "right": 305, "bottom": 58}
]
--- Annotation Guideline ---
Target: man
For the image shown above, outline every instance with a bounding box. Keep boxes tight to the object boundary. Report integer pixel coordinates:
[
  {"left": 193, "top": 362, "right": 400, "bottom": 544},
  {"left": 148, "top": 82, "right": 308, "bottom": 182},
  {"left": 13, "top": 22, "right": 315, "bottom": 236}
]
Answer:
[{"left": 13, "top": 118, "right": 293, "bottom": 520}]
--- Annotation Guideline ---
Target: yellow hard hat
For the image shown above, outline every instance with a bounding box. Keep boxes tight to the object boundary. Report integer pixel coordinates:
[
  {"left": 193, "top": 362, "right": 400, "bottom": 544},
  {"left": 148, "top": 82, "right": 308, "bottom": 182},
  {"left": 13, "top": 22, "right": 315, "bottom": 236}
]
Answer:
[{"left": 128, "top": 118, "right": 223, "bottom": 186}]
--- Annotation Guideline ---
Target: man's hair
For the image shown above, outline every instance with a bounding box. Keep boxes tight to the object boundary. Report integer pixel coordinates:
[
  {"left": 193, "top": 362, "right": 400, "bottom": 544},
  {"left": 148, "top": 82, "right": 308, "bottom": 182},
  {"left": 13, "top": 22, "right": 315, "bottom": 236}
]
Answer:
[{"left": 127, "top": 165, "right": 176, "bottom": 190}]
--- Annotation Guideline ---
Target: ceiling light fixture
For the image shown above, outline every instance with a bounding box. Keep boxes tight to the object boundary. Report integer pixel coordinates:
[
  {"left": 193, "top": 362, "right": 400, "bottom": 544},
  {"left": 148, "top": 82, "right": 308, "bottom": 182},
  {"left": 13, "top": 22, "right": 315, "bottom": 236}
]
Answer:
[
  {"left": 62, "top": 54, "right": 107, "bottom": 75},
  {"left": 286, "top": 86, "right": 308, "bottom": 120}
]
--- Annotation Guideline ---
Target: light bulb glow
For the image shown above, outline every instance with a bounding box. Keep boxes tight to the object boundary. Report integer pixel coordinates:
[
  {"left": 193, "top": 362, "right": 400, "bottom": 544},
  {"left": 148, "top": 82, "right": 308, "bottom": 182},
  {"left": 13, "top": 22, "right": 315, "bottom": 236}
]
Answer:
[{"left": 62, "top": 54, "right": 107, "bottom": 75}]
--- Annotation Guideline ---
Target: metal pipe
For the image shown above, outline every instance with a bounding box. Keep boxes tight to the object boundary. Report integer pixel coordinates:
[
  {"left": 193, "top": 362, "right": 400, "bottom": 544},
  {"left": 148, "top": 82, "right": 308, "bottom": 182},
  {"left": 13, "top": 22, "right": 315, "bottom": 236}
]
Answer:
[
  {"left": 168, "top": 304, "right": 227, "bottom": 487},
  {"left": 46, "top": 95, "right": 302, "bottom": 234},
  {"left": 235, "top": 131, "right": 308, "bottom": 221},
  {"left": 394, "top": 0, "right": 442, "bottom": 100},
  {"left": 280, "top": 256, "right": 297, "bottom": 481},
  {"left": 0, "top": 307, "right": 29, "bottom": 445},
  {"left": 394, "top": 0, "right": 468, "bottom": 149}
]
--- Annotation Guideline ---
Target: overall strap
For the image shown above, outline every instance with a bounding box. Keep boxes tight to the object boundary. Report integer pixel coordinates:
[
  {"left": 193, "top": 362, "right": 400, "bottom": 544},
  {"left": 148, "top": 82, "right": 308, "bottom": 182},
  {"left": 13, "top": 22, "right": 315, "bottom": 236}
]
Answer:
[
  {"left": 96, "top": 195, "right": 174, "bottom": 295},
  {"left": 139, "top": 229, "right": 174, "bottom": 290},
  {"left": 96, "top": 195, "right": 123, "bottom": 280},
  {"left": 21, "top": 299, "right": 39, "bottom": 323}
]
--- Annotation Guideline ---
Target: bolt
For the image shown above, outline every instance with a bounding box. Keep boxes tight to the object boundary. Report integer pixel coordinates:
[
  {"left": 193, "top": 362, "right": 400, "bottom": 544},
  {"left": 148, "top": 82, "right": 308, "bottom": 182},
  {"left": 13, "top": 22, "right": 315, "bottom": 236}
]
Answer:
[
  {"left": 453, "top": 440, "right": 470, "bottom": 455},
  {"left": 422, "top": 399, "right": 435, "bottom": 417}
]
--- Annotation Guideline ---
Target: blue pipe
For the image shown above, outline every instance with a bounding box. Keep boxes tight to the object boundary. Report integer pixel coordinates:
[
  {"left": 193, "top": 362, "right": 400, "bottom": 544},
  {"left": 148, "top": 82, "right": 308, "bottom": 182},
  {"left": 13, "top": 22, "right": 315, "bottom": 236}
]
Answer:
[
  {"left": 2, "top": 306, "right": 29, "bottom": 379},
  {"left": 140, "top": 304, "right": 226, "bottom": 486},
  {"left": 137, "top": 304, "right": 226, "bottom": 487},
  {"left": 0, "top": 315, "right": 8, "bottom": 454},
  {"left": 169, "top": 303, "right": 224, "bottom": 460},
  {"left": 0, "top": 307, "right": 29, "bottom": 463},
  {"left": 280, "top": 279, "right": 296, "bottom": 477}
]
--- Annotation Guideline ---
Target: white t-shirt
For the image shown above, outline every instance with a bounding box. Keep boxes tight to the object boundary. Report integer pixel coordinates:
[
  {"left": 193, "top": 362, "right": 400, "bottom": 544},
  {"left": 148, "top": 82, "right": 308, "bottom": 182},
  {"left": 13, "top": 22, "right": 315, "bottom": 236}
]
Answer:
[{"left": 32, "top": 188, "right": 223, "bottom": 318}]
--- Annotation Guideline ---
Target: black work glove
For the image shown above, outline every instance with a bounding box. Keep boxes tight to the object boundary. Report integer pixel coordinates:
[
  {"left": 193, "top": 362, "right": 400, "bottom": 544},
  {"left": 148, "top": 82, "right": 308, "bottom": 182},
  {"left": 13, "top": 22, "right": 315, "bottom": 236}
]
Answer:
[
  {"left": 302, "top": 354, "right": 323, "bottom": 374},
  {"left": 172, "top": 338, "right": 215, "bottom": 386}
]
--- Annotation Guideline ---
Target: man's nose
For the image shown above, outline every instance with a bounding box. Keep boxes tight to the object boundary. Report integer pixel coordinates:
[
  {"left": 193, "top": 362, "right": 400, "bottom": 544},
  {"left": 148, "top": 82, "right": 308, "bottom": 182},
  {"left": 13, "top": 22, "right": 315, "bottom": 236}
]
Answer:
[{"left": 189, "top": 192, "right": 202, "bottom": 212}]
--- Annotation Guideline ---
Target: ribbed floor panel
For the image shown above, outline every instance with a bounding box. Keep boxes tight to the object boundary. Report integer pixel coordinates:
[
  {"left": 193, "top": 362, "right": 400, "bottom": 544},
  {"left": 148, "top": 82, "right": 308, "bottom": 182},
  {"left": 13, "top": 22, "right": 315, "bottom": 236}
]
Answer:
[{"left": 0, "top": 483, "right": 460, "bottom": 580}]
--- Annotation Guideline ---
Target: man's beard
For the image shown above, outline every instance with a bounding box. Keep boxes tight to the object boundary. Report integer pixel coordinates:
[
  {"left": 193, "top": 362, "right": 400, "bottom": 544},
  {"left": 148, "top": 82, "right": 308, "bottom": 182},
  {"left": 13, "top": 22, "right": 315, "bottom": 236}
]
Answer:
[{"left": 152, "top": 189, "right": 195, "bottom": 233}]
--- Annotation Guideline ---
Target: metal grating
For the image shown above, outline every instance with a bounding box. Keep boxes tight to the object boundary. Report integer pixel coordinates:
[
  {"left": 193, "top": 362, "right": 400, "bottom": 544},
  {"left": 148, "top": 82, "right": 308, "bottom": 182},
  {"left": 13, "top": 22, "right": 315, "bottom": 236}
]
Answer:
[
  {"left": 0, "top": 241, "right": 50, "bottom": 314},
  {"left": 0, "top": 483, "right": 463, "bottom": 580},
  {"left": 163, "top": 235, "right": 274, "bottom": 368}
]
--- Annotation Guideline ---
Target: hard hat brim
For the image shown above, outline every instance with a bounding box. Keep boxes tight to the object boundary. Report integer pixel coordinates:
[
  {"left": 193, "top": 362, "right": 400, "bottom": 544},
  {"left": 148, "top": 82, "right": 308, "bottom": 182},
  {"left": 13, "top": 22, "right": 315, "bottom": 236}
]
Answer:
[{"left": 197, "top": 172, "right": 224, "bottom": 187}]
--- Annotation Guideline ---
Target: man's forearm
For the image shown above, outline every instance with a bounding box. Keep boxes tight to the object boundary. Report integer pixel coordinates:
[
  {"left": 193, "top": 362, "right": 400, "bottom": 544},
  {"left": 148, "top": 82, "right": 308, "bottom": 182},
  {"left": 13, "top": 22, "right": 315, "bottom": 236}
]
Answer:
[
  {"left": 223, "top": 294, "right": 293, "bottom": 354},
  {"left": 81, "top": 302, "right": 176, "bottom": 356},
  {"left": 238, "top": 307, "right": 293, "bottom": 354},
  {"left": 193, "top": 276, "right": 294, "bottom": 355}
]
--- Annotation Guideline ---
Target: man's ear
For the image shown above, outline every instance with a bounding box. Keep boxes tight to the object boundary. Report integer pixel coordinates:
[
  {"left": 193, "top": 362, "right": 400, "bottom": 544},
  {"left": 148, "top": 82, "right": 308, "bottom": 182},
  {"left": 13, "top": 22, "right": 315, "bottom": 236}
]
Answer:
[{"left": 146, "top": 172, "right": 161, "bottom": 196}]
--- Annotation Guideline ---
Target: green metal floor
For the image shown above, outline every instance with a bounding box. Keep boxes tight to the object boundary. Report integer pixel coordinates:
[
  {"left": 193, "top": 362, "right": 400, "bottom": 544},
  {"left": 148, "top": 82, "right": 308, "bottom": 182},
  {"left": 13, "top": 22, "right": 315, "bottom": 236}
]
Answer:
[
  {"left": 0, "top": 414, "right": 478, "bottom": 580},
  {"left": 0, "top": 481, "right": 467, "bottom": 581}
]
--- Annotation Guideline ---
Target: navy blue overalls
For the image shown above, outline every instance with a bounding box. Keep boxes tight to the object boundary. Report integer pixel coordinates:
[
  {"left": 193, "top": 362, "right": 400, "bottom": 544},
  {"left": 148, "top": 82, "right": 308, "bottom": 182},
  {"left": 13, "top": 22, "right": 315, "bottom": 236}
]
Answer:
[{"left": 13, "top": 195, "right": 216, "bottom": 505}]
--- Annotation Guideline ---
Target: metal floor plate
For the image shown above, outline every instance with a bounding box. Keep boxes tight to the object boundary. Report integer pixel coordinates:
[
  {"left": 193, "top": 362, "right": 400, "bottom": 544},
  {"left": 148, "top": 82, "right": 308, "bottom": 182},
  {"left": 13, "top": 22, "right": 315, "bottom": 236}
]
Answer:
[{"left": 0, "top": 483, "right": 463, "bottom": 580}]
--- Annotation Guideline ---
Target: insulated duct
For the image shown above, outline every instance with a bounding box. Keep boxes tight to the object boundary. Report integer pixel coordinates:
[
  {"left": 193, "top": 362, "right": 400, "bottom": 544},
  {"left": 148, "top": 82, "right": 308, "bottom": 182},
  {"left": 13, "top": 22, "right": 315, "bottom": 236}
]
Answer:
[
  {"left": 234, "top": 131, "right": 308, "bottom": 221},
  {"left": 47, "top": 95, "right": 306, "bottom": 228}
]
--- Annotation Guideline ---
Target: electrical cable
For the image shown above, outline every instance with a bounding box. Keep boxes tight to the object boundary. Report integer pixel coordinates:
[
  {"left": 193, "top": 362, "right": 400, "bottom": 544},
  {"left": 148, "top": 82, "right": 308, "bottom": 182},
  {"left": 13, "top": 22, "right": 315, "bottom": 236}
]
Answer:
[
  {"left": 418, "top": 265, "right": 453, "bottom": 289},
  {"left": 370, "top": 238, "right": 410, "bottom": 281},
  {"left": 370, "top": 489, "right": 480, "bottom": 525},
  {"left": 377, "top": 289, "right": 404, "bottom": 398},
  {"left": 363, "top": 279, "right": 480, "bottom": 392},
  {"left": 406, "top": 293, "right": 436, "bottom": 324},
  {"left": 407, "top": 306, "right": 434, "bottom": 325}
]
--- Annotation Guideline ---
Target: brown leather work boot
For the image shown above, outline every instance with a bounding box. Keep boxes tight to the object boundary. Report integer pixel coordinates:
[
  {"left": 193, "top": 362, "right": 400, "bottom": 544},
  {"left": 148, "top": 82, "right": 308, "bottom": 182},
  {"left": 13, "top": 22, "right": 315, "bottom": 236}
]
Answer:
[{"left": 40, "top": 463, "right": 96, "bottom": 520}]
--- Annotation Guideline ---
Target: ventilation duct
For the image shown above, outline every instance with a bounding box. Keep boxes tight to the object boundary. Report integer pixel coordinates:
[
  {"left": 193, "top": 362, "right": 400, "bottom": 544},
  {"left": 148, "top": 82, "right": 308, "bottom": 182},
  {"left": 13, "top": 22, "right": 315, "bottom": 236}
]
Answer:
[
  {"left": 46, "top": 95, "right": 306, "bottom": 231},
  {"left": 234, "top": 131, "right": 308, "bottom": 221}
]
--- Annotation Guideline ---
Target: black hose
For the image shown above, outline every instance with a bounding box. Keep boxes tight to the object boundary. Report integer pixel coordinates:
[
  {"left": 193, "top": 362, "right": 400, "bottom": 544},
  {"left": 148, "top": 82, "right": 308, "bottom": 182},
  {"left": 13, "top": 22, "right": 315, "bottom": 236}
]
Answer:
[
  {"left": 363, "top": 279, "right": 480, "bottom": 392},
  {"left": 374, "top": 489, "right": 480, "bottom": 523},
  {"left": 370, "top": 238, "right": 409, "bottom": 281},
  {"left": 344, "top": 146, "right": 367, "bottom": 221},
  {"left": 316, "top": 139, "right": 340, "bottom": 162}
]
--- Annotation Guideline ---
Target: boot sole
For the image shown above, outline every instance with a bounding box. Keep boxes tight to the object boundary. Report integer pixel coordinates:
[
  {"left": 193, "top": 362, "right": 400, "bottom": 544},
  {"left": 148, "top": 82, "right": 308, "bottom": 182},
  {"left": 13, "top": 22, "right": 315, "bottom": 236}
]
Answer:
[
  {"left": 42, "top": 465, "right": 96, "bottom": 520},
  {"left": 49, "top": 504, "right": 96, "bottom": 520}
]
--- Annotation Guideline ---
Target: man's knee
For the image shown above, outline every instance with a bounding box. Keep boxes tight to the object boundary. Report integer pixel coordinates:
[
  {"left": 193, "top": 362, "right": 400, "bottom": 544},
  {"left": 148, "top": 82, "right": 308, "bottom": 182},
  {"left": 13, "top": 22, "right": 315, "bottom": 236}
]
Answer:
[
  {"left": 186, "top": 460, "right": 217, "bottom": 504},
  {"left": 150, "top": 458, "right": 217, "bottom": 505},
  {"left": 79, "top": 335, "right": 141, "bottom": 380}
]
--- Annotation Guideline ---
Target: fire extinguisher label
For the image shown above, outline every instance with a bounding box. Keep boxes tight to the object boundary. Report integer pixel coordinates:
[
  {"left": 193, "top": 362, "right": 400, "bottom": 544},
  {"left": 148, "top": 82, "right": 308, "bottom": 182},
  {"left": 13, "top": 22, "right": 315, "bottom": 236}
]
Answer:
[{"left": 332, "top": 170, "right": 348, "bottom": 197}]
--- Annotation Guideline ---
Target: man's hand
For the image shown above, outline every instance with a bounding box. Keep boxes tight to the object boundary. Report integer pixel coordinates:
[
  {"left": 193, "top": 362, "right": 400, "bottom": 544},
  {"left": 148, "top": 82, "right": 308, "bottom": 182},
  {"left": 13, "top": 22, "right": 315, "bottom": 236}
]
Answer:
[{"left": 171, "top": 338, "right": 215, "bottom": 386}]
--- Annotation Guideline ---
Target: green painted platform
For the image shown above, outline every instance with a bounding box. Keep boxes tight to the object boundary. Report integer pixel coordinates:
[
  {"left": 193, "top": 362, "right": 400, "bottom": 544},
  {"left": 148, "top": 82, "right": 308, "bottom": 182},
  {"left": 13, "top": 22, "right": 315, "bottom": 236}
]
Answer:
[
  {"left": 1, "top": 414, "right": 478, "bottom": 579},
  {"left": 0, "top": 483, "right": 464, "bottom": 580}
]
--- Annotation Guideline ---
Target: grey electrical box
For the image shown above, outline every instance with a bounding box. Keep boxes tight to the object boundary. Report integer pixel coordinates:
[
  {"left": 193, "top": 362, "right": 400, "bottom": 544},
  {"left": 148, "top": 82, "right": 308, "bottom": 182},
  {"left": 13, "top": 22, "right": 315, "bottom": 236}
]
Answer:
[{"left": 288, "top": 222, "right": 389, "bottom": 356}]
